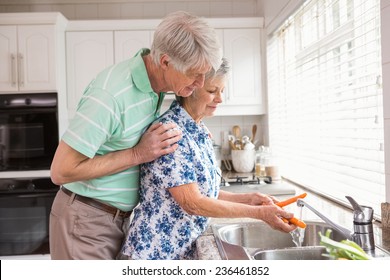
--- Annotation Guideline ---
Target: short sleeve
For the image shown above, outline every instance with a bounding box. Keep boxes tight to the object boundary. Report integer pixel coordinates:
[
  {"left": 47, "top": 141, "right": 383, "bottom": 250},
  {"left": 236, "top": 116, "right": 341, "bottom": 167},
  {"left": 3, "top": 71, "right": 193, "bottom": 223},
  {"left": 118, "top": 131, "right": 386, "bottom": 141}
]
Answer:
[{"left": 62, "top": 87, "right": 121, "bottom": 158}]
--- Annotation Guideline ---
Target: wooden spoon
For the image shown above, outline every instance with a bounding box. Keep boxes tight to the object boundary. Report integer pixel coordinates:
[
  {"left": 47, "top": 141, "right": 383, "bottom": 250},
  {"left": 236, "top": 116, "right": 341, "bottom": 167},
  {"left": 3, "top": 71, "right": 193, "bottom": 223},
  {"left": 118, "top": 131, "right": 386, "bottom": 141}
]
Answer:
[
  {"left": 251, "top": 124, "right": 257, "bottom": 142},
  {"left": 232, "top": 125, "right": 242, "bottom": 148},
  {"left": 232, "top": 125, "right": 241, "bottom": 139}
]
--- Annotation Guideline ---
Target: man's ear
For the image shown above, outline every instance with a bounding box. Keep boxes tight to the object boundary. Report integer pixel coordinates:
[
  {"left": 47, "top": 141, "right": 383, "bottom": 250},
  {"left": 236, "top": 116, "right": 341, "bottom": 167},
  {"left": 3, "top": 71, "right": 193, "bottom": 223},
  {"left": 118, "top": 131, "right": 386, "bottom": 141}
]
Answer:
[{"left": 160, "top": 54, "right": 170, "bottom": 70}]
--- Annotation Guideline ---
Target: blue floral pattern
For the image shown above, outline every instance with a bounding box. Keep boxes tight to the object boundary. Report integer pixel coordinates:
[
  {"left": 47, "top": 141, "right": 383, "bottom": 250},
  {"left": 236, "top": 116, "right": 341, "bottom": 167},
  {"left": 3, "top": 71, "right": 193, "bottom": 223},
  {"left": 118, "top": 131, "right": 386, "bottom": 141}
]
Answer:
[{"left": 121, "top": 100, "right": 221, "bottom": 260}]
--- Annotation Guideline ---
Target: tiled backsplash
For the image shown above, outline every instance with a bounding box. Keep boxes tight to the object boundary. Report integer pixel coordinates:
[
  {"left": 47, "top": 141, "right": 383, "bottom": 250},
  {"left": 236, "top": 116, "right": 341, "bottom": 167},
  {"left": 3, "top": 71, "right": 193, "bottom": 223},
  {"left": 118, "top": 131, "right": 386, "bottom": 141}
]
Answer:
[{"left": 204, "top": 115, "right": 267, "bottom": 148}]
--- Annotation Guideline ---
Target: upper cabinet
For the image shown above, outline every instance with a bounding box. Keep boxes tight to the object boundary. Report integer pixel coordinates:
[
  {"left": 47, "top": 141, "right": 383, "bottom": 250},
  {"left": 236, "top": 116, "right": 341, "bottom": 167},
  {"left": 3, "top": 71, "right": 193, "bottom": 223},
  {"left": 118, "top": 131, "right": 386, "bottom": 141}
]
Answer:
[
  {"left": 65, "top": 18, "right": 265, "bottom": 118},
  {"left": 66, "top": 31, "right": 114, "bottom": 114},
  {"left": 0, "top": 25, "right": 56, "bottom": 92},
  {"left": 65, "top": 29, "right": 154, "bottom": 117},
  {"left": 114, "top": 30, "right": 153, "bottom": 63},
  {"left": 0, "top": 13, "right": 67, "bottom": 94},
  {"left": 215, "top": 28, "right": 263, "bottom": 115}
]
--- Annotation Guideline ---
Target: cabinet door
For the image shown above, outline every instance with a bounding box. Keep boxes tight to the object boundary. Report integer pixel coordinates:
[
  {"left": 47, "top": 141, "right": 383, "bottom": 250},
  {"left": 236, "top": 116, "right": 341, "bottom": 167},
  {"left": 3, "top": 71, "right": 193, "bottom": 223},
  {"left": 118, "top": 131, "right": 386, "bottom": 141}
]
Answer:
[
  {"left": 0, "top": 26, "right": 18, "bottom": 92},
  {"left": 66, "top": 31, "right": 114, "bottom": 117},
  {"left": 223, "top": 29, "right": 262, "bottom": 105},
  {"left": 114, "top": 30, "right": 152, "bottom": 63},
  {"left": 17, "top": 25, "right": 56, "bottom": 92}
]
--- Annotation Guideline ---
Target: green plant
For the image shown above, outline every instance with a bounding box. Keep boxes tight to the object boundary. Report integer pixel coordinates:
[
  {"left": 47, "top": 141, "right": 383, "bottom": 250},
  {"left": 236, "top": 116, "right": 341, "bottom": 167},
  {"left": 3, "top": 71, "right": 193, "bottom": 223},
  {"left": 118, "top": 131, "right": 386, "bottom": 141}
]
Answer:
[{"left": 319, "top": 229, "right": 372, "bottom": 260}]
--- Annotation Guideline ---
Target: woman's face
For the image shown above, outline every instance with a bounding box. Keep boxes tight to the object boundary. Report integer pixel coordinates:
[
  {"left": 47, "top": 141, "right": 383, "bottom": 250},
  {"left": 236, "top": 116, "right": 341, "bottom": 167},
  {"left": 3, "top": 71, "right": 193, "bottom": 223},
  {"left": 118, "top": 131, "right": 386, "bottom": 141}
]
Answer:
[{"left": 183, "top": 75, "right": 226, "bottom": 122}]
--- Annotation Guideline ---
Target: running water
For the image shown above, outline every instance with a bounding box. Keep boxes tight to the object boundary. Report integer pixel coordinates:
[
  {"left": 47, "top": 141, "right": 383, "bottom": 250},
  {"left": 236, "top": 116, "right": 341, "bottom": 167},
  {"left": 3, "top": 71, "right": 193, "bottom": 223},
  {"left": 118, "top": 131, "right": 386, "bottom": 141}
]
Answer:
[{"left": 290, "top": 206, "right": 305, "bottom": 247}]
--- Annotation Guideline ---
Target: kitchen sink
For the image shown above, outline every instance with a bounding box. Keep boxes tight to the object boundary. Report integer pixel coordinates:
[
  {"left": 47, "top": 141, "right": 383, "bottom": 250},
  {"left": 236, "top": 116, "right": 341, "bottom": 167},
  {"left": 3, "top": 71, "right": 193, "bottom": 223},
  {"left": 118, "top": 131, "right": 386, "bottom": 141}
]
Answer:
[
  {"left": 211, "top": 221, "right": 390, "bottom": 260},
  {"left": 253, "top": 246, "right": 327, "bottom": 260}
]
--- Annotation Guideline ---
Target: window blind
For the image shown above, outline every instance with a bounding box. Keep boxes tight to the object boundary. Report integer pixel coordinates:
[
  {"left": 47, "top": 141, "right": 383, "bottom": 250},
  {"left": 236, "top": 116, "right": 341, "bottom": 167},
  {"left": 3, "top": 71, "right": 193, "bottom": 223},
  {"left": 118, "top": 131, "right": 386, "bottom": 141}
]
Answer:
[{"left": 267, "top": 0, "right": 384, "bottom": 219}]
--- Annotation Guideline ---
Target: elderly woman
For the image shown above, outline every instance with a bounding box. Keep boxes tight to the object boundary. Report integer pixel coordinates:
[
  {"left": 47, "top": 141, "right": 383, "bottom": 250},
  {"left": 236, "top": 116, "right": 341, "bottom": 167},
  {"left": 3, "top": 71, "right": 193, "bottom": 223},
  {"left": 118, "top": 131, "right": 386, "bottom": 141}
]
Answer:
[{"left": 121, "top": 59, "right": 296, "bottom": 260}]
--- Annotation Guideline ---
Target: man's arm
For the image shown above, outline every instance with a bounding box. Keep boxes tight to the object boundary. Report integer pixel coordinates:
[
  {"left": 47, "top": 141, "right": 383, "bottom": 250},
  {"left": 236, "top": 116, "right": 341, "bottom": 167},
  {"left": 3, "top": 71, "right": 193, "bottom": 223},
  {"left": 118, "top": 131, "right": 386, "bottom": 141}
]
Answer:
[{"left": 50, "top": 122, "right": 181, "bottom": 185}]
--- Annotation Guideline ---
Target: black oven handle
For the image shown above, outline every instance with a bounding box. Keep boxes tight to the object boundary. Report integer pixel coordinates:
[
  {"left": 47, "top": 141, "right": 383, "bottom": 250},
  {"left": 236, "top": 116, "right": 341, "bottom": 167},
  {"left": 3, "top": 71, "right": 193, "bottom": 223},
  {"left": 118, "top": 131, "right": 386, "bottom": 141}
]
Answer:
[{"left": 0, "top": 93, "right": 57, "bottom": 109}]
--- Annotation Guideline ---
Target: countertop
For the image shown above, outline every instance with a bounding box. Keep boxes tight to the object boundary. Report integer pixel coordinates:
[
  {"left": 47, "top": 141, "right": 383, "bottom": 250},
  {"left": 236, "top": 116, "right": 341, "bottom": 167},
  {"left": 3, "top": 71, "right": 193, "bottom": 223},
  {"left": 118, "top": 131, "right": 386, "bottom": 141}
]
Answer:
[{"left": 196, "top": 176, "right": 390, "bottom": 260}]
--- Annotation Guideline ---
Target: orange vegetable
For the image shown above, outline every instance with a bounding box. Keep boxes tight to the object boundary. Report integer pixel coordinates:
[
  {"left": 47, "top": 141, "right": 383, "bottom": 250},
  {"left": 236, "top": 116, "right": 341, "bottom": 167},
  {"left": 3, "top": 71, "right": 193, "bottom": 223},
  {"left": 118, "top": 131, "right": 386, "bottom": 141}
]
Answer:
[
  {"left": 276, "top": 192, "right": 307, "bottom": 208},
  {"left": 281, "top": 217, "right": 307, "bottom": 228},
  {"left": 277, "top": 193, "right": 307, "bottom": 228}
]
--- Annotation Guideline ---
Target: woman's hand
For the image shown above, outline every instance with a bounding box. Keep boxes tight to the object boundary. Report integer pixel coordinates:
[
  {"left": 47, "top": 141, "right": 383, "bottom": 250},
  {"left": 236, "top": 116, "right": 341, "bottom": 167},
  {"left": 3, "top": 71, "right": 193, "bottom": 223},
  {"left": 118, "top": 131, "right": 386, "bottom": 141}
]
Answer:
[
  {"left": 255, "top": 204, "right": 298, "bottom": 233},
  {"left": 248, "top": 193, "right": 278, "bottom": 206}
]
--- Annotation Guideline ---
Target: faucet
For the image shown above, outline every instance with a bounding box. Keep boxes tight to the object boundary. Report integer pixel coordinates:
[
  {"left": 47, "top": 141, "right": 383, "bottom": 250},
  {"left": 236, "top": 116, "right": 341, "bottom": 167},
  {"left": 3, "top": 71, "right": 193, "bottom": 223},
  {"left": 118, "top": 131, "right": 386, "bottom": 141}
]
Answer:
[{"left": 297, "top": 196, "right": 375, "bottom": 252}]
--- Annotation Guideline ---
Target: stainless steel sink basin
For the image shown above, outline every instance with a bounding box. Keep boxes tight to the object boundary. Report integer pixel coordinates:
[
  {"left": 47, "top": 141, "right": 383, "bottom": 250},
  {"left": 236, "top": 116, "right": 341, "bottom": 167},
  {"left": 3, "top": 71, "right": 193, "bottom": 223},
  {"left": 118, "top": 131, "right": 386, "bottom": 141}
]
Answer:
[
  {"left": 211, "top": 221, "right": 390, "bottom": 260},
  {"left": 253, "top": 246, "right": 328, "bottom": 260}
]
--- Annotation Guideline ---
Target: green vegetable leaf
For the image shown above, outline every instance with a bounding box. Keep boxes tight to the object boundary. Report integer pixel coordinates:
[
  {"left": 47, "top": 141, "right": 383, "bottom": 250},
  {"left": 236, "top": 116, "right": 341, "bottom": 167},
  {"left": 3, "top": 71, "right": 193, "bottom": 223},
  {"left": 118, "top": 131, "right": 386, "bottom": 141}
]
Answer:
[{"left": 318, "top": 230, "right": 372, "bottom": 260}]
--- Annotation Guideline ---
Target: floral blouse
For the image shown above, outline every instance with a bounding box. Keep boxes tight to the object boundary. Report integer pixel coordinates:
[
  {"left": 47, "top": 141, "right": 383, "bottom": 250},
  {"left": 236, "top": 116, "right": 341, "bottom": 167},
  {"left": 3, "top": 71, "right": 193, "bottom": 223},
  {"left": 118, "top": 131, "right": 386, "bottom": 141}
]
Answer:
[{"left": 121, "top": 100, "right": 221, "bottom": 260}]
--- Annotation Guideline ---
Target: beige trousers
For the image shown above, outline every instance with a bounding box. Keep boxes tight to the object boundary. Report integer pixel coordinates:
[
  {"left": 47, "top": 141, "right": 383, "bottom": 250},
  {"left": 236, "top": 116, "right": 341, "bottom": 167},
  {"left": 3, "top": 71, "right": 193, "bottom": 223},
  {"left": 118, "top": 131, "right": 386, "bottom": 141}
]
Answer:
[{"left": 49, "top": 189, "right": 129, "bottom": 260}]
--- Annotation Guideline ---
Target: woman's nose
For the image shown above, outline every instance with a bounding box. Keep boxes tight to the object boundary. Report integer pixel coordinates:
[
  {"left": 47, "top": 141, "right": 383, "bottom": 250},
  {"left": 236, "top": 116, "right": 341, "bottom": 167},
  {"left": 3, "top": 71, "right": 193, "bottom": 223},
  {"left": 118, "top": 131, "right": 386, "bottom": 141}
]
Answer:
[{"left": 215, "top": 91, "right": 223, "bottom": 103}]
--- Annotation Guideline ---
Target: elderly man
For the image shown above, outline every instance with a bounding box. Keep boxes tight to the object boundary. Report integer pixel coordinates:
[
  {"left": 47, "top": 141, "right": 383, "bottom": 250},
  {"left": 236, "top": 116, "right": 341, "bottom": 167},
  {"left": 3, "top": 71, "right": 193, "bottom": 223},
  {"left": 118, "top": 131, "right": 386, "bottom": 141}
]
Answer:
[{"left": 49, "top": 11, "right": 222, "bottom": 260}]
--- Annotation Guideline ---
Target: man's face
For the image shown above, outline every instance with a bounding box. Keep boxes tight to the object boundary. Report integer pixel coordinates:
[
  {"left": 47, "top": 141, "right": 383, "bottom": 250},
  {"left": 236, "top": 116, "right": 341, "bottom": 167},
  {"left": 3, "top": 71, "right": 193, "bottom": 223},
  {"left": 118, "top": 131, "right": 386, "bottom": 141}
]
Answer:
[{"left": 165, "top": 62, "right": 211, "bottom": 97}]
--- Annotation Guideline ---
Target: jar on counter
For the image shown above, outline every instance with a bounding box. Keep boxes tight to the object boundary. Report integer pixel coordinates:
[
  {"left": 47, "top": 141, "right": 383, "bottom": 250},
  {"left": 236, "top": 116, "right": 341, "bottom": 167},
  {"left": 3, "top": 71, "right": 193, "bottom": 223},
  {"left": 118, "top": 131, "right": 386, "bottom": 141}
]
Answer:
[
  {"left": 264, "top": 148, "right": 281, "bottom": 181},
  {"left": 254, "top": 146, "right": 268, "bottom": 177}
]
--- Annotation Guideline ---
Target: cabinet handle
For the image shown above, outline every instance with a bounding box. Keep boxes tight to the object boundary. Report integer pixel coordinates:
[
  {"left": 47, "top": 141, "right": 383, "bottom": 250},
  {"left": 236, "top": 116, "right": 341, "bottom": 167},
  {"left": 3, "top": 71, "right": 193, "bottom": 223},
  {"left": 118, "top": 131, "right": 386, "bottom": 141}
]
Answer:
[
  {"left": 18, "top": 53, "right": 24, "bottom": 88},
  {"left": 11, "top": 54, "right": 17, "bottom": 87}
]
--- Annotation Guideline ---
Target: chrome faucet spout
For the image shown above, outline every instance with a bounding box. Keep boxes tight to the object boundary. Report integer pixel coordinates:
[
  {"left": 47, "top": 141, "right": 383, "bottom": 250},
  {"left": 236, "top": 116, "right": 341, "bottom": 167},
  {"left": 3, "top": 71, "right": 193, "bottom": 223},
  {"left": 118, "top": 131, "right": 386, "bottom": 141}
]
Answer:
[{"left": 296, "top": 199, "right": 353, "bottom": 240}]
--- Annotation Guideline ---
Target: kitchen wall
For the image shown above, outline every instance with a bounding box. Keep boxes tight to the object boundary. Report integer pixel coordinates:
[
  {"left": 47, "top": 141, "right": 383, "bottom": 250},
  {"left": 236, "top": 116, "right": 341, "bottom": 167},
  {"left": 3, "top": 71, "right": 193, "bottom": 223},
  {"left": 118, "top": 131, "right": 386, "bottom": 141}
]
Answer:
[
  {"left": 0, "top": 0, "right": 269, "bottom": 150},
  {"left": 381, "top": 0, "right": 390, "bottom": 203}
]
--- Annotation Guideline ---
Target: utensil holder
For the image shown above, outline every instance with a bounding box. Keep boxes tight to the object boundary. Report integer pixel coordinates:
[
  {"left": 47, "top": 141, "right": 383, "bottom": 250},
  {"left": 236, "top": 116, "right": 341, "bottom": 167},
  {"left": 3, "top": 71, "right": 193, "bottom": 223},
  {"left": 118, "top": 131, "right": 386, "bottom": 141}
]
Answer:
[{"left": 231, "top": 149, "right": 255, "bottom": 173}]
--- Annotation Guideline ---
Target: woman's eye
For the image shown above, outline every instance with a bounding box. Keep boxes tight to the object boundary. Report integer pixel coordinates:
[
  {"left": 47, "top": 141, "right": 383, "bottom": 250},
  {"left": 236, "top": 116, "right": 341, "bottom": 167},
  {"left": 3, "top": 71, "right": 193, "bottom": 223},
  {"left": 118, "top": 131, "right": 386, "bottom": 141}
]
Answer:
[{"left": 207, "top": 88, "right": 217, "bottom": 94}]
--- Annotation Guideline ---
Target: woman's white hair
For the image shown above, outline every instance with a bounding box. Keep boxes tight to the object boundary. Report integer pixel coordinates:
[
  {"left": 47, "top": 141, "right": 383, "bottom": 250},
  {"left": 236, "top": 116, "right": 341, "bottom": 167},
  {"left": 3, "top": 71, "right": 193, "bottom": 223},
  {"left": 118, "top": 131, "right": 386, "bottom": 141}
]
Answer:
[
  {"left": 176, "top": 58, "right": 230, "bottom": 104},
  {"left": 151, "top": 11, "right": 223, "bottom": 73}
]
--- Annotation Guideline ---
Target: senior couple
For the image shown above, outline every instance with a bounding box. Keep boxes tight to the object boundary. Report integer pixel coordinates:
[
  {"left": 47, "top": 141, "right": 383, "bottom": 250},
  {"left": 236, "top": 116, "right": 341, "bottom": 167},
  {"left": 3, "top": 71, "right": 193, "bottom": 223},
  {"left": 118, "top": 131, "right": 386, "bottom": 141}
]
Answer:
[{"left": 49, "top": 11, "right": 297, "bottom": 260}]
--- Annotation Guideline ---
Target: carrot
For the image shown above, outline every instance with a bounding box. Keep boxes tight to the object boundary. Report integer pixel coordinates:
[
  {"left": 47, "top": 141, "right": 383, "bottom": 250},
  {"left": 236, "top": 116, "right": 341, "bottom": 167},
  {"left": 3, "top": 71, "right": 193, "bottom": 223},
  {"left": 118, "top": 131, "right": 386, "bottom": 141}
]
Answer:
[
  {"left": 281, "top": 217, "right": 307, "bottom": 228},
  {"left": 276, "top": 192, "right": 307, "bottom": 208},
  {"left": 277, "top": 193, "right": 307, "bottom": 228}
]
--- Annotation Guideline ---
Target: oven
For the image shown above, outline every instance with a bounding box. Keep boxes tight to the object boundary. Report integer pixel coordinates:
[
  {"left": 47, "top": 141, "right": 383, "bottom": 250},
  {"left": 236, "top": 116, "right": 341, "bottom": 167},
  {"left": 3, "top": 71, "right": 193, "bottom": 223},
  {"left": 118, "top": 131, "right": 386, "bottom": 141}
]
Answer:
[
  {"left": 0, "top": 93, "right": 59, "bottom": 258},
  {"left": 0, "top": 178, "right": 57, "bottom": 257}
]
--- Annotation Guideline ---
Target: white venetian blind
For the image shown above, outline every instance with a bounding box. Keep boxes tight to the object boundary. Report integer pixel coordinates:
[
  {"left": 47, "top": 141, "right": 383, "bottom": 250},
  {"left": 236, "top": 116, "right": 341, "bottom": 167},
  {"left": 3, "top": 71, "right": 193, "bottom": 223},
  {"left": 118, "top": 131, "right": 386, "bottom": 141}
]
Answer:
[{"left": 267, "top": 0, "right": 384, "bottom": 219}]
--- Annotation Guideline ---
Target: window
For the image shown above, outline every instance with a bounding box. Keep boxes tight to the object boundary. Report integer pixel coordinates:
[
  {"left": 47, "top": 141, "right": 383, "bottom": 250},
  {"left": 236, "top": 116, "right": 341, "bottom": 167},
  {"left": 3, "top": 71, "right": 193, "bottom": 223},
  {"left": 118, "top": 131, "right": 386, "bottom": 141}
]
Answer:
[{"left": 267, "top": 0, "right": 384, "bottom": 219}]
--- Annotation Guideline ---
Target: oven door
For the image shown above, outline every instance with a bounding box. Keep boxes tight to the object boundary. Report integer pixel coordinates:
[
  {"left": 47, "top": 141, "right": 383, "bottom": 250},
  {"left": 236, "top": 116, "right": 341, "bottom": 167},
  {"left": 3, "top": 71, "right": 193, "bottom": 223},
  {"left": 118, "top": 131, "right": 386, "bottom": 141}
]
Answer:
[
  {"left": 0, "top": 191, "right": 55, "bottom": 257},
  {"left": 0, "top": 93, "right": 58, "bottom": 172}
]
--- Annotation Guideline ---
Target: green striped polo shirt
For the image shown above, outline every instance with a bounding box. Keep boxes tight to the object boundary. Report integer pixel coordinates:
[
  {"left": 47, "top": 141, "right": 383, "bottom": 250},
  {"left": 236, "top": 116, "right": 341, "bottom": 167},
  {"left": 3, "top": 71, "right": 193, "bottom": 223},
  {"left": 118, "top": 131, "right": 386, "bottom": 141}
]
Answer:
[{"left": 62, "top": 48, "right": 166, "bottom": 212}]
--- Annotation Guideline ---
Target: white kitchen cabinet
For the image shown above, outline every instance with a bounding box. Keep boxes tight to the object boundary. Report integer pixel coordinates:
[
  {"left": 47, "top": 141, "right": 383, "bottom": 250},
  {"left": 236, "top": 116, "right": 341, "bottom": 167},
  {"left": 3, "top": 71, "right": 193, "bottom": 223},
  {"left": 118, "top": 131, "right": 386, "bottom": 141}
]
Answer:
[
  {"left": 114, "top": 30, "right": 153, "bottom": 62},
  {"left": 66, "top": 30, "right": 154, "bottom": 118},
  {"left": 66, "top": 31, "right": 114, "bottom": 117},
  {"left": 0, "top": 25, "right": 56, "bottom": 92},
  {"left": 65, "top": 18, "right": 265, "bottom": 117},
  {"left": 214, "top": 28, "right": 264, "bottom": 116}
]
